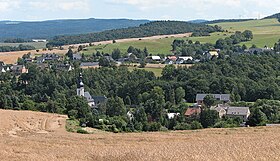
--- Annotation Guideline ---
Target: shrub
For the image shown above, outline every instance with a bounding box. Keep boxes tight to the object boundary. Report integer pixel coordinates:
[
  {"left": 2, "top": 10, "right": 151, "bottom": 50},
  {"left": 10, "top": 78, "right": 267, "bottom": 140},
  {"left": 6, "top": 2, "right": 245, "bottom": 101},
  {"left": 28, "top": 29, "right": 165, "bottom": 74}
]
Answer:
[
  {"left": 174, "top": 123, "right": 191, "bottom": 130},
  {"left": 77, "top": 128, "right": 89, "bottom": 134},
  {"left": 190, "top": 121, "right": 203, "bottom": 130}
]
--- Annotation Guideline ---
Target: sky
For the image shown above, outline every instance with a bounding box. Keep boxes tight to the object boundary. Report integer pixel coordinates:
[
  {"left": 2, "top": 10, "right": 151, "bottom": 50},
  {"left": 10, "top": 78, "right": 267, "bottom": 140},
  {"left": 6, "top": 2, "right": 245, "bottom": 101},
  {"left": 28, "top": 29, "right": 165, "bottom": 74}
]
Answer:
[{"left": 0, "top": 0, "right": 280, "bottom": 21}]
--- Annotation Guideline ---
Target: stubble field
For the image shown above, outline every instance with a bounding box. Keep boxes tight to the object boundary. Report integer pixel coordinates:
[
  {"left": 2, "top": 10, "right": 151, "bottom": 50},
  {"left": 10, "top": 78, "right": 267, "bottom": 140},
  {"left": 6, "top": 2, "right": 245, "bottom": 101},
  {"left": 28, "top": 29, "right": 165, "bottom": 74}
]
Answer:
[{"left": 0, "top": 109, "right": 280, "bottom": 161}]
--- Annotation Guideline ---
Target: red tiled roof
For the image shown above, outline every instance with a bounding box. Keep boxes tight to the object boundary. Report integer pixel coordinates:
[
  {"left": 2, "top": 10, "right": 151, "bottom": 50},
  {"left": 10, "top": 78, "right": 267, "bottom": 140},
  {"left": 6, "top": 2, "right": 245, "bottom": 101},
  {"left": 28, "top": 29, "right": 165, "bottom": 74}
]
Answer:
[{"left": 184, "top": 107, "right": 201, "bottom": 116}]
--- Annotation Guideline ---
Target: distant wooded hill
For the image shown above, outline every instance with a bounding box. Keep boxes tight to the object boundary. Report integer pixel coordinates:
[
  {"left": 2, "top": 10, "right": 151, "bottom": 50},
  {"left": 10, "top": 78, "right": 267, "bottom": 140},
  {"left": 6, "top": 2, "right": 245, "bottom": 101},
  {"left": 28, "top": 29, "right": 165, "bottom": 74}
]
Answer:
[
  {"left": 264, "top": 13, "right": 280, "bottom": 19},
  {"left": 205, "top": 19, "right": 254, "bottom": 24},
  {"left": 47, "top": 21, "right": 222, "bottom": 46},
  {"left": 0, "top": 19, "right": 149, "bottom": 41}
]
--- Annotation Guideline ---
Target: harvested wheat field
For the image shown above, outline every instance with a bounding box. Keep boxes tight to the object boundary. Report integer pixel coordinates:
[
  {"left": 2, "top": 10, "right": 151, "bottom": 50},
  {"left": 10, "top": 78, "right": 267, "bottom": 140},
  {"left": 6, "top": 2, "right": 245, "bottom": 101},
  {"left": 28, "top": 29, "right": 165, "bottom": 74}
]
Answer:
[{"left": 0, "top": 109, "right": 280, "bottom": 161}]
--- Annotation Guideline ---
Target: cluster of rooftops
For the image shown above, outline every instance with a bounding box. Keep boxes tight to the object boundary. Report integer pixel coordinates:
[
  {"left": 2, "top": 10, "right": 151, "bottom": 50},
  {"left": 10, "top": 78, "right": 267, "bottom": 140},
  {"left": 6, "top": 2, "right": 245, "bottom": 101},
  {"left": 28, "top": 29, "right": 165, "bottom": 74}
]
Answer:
[{"left": 184, "top": 94, "right": 250, "bottom": 122}]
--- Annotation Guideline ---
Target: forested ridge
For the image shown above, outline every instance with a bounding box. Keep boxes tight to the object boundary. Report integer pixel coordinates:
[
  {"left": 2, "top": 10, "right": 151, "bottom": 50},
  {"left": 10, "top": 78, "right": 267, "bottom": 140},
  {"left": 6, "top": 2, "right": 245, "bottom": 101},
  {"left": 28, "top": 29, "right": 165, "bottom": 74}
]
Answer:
[
  {"left": 47, "top": 21, "right": 222, "bottom": 46},
  {"left": 0, "top": 19, "right": 149, "bottom": 41}
]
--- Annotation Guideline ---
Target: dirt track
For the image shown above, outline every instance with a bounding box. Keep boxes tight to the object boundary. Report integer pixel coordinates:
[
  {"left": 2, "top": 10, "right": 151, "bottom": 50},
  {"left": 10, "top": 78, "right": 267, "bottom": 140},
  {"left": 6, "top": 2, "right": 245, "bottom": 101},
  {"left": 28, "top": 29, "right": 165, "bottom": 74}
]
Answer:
[{"left": 0, "top": 109, "right": 280, "bottom": 161}]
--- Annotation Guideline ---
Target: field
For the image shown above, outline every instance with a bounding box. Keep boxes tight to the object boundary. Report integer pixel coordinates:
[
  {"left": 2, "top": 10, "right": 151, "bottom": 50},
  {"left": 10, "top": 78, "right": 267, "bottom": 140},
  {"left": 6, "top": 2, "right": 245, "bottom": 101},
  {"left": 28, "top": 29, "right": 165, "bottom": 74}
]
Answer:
[
  {"left": 213, "top": 18, "right": 280, "bottom": 47},
  {"left": 82, "top": 33, "right": 192, "bottom": 55},
  {"left": 83, "top": 18, "right": 280, "bottom": 56},
  {"left": 127, "top": 67, "right": 163, "bottom": 77},
  {"left": 0, "top": 109, "right": 280, "bottom": 161}
]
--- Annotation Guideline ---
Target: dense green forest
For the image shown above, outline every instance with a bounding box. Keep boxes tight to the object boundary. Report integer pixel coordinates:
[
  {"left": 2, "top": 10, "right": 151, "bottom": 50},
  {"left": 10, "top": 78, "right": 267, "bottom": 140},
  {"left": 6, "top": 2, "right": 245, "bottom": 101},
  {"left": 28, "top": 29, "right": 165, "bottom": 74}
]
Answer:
[
  {"left": 47, "top": 21, "right": 222, "bottom": 46},
  {"left": 0, "top": 44, "right": 35, "bottom": 52}
]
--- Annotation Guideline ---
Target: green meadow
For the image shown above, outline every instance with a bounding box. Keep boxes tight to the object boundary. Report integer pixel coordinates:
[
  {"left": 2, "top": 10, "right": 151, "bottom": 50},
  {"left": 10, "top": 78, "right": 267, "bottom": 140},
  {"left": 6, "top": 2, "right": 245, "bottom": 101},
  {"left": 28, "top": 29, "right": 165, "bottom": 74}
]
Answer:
[{"left": 83, "top": 18, "right": 280, "bottom": 56}]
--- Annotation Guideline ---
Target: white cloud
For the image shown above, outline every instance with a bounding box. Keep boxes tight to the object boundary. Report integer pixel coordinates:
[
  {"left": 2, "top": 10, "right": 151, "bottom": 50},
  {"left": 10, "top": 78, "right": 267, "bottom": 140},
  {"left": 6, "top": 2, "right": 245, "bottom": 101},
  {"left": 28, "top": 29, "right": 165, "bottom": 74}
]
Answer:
[
  {"left": 0, "top": 0, "right": 21, "bottom": 12},
  {"left": 109, "top": 0, "right": 241, "bottom": 10},
  {"left": 28, "top": 0, "right": 89, "bottom": 11}
]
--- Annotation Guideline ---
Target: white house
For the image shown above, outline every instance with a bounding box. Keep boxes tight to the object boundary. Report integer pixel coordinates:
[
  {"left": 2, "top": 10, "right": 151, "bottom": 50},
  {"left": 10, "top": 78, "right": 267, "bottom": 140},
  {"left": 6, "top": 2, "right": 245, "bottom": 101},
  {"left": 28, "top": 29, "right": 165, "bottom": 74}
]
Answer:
[
  {"left": 167, "top": 113, "right": 180, "bottom": 119},
  {"left": 151, "top": 56, "right": 161, "bottom": 61}
]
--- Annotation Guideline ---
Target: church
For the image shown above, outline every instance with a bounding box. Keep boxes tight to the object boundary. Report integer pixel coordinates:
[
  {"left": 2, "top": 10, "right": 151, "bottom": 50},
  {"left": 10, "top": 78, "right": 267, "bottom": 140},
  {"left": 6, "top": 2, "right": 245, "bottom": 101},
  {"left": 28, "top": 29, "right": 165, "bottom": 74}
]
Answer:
[{"left": 77, "top": 73, "right": 95, "bottom": 107}]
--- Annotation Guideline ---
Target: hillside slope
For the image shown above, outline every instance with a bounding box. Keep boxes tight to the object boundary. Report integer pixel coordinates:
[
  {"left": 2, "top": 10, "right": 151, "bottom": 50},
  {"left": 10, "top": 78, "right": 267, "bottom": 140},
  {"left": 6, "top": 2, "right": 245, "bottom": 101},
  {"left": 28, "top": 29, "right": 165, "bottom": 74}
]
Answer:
[
  {"left": 212, "top": 18, "right": 280, "bottom": 47},
  {"left": 81, "top": 18, "right": 280, "bottom": 55},
  {"left": 0, "top": 19, "right": 149, "bottom": 41},
  {"left": 47, "top": 21, "right": 221, "bottom": 46},
  {"left": 264, "top": 13, "right": 280, "bottom": 19},
  {"left": 0, "top": 110, "right": 280, "bottom": 161}
]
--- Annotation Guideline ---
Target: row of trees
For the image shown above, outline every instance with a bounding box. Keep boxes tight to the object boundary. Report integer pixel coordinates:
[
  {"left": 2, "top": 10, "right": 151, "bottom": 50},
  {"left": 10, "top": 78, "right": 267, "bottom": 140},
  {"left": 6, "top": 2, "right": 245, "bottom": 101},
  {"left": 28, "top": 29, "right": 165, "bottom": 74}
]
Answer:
[{"left": 0, "top": 44, "right": 35, "bottom": 52}]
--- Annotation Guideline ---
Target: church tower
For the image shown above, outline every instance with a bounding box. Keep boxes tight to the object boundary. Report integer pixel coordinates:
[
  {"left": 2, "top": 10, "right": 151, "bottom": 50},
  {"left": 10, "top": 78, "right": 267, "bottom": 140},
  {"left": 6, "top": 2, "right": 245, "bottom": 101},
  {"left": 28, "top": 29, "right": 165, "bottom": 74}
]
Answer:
[{"left": 77, "top": 73, "right": 85, "bottom": 97}]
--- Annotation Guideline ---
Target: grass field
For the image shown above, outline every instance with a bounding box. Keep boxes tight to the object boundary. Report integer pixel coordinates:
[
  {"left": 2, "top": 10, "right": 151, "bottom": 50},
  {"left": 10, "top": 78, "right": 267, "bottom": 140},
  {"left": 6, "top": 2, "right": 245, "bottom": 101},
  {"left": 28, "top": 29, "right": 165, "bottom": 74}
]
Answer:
[
  {"left": 0, "top": 42, "right": 47, "bottom": 49},
  {"left": 212, "top": 18, "right": 280, "bottom": 47},
  {"left": 127, "top": 67, "right": 163, "bottom": 77},
  {"left": 83, "top": 18, "right": 280, "bottom": 56}
]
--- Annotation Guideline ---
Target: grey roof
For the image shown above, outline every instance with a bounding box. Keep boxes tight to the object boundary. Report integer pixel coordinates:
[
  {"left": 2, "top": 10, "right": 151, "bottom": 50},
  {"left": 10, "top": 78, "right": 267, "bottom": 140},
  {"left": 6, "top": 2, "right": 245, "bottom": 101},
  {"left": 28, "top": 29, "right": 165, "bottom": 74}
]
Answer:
[
  {"left": 73, "top": 53, "right": 82, "bottom": 60},
  {"left": 11, "top": 65, "right": 24, "bottom": 71},
  {"left": 92, "top": 96, "right": 107, "bottom": 104},
  {"left": 226, "top": 107, "right": 250, "bottom": 116},
  {"left": 80, "top": 62, "right": 99, "bottom": 67},
  {"left": 0, "top": 61, "right": 5, "bottom": 67},
  {"left": 84, "top": 92, "right": 94, "bottom": 102},
  {"left": 196, "top": 94, "right": 230, "bottom": 101}
]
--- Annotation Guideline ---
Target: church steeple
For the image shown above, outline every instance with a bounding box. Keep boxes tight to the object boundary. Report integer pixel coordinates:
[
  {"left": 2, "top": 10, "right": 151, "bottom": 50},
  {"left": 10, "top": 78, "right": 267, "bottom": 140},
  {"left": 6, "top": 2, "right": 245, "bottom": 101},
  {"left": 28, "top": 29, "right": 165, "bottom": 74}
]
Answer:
[{"left": 77, "top": 73, "right": 85, "bottom": 96}]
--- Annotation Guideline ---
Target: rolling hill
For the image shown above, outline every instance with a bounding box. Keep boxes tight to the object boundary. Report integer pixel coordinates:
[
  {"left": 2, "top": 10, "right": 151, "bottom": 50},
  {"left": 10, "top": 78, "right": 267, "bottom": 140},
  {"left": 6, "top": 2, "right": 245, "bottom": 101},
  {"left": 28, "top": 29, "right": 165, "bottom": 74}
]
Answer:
[
  {"left": 0, "top": 18, "right": 149, "bottom": 41},
  {"left": 47, "top": 21, "right": 221, "bottom": 46},
  {"left": 83, "top": 18, "right": 280, "bottom": 55}
]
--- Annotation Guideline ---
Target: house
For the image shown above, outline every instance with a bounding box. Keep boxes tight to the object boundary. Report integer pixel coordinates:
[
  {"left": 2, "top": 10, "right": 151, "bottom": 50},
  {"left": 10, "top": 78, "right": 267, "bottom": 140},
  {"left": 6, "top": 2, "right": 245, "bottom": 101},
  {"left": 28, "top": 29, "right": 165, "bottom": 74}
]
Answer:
[
  {"left": 206, "top": 50, "right": 219, "bottom": 59},
  {"left": 210, "top": 104, "right": 228, "bottom": 118},
  {"left": 127, "top": 111, "right": 134, "bottom": 121},
  {"left": 167, "top": 113, "right": 180, "bottom": 119},
  {"left": 184, "top": 104, "right": 201, "bottom": 117},
  {"left": 146, "top": 56, "right": 161, "bottom": 63},
  {"left": 0, "top": 66, "right": 6, "bottom": 73},
  {"left": 176, "top": 56, "right": 193, "bottom": 64},
  {"left": 80, "top": 62, "right": 99, "bottom": 68},
  {"left": 167, "top": 56, "right": 177, "bottom": 61},
  {"left": 0, "top": 61, "right": 5, "bottom": 66},
  {"left": 165, "top": 59, "right": 174, "bottom": 64},
  {"left": 37, "top": 63, "right": 49, "bottom": 70},
  {"left": 196, "top": 94, "right": 231, "bottom": 105},
  {"left": 55, "top": 63, "right": 73, "bottom": 71},
  {"left": 72, "top": 53, "right": 82, "bottom": 60},
  {"left": 226, "top": 106, "right": 250, "bottom": 121},
  {"left": 36, "top": 54, "right": 61, "bottom": 63},
  {"left": 245, "top": 48, "right": 272, "bottom": 54},
  {"left": 10, "top": 65, "right": 28, "bottom": 74}
]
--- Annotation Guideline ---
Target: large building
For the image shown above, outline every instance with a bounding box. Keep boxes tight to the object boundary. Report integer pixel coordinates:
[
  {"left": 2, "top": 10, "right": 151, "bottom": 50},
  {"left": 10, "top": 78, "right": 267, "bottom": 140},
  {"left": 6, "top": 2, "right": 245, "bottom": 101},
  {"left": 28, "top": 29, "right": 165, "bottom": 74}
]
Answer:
[
  {"left": 77, "top": 73, "right": 107, "bottom": 108},
  {"left": 196, "top": 94, "right": 230, "bottom": 105},
  {"left": 77, "top": 73, "right": 95, "bottom": 107}
]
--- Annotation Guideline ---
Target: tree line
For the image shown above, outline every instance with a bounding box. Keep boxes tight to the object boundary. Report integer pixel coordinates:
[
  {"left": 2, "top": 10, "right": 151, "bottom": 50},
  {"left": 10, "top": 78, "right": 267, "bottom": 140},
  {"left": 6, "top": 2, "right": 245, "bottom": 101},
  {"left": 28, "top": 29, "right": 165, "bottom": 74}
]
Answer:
[
  {"left": 0, "top": 44, "right": 36, "bottom": 52},
  {"left": 47, "top": 21, "right": 223, "bottom": 47}
]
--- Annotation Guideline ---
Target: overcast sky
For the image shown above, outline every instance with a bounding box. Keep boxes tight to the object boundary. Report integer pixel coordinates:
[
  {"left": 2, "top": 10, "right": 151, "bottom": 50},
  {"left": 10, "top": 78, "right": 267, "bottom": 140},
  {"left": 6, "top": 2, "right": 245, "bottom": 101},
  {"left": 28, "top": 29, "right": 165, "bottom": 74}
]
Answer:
[{"left": 0, "top": 0, "right": 280, "bottom": 21}]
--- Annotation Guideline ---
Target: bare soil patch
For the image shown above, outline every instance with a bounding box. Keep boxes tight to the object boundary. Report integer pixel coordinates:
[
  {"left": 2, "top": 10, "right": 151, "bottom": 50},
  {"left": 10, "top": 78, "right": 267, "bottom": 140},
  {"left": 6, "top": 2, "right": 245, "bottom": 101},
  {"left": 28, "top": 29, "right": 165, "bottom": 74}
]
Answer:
[{"left": 0, "top": 109, "right": 280, "bottom": 160}]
